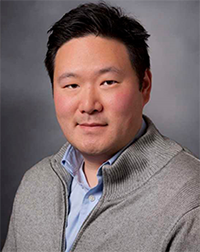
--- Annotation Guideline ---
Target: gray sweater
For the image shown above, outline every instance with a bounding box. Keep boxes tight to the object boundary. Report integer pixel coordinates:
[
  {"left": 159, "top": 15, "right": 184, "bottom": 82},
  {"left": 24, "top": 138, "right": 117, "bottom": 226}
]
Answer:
[{"left": 3, "top": 117, "right": 200, "bottom": 252}]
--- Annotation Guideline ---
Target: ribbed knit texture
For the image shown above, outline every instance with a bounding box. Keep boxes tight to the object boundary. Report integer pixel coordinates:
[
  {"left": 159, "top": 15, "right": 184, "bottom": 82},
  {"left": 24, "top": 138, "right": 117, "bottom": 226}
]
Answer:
[{"left": 3, "top": 116, "right": 200, "bottom": 252}]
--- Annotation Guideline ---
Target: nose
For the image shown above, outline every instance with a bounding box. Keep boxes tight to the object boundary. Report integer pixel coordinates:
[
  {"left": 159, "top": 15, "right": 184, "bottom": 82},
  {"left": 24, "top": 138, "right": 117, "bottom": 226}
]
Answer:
[{"left": 79, "top": 86, "right": 103, "bottom": 114}]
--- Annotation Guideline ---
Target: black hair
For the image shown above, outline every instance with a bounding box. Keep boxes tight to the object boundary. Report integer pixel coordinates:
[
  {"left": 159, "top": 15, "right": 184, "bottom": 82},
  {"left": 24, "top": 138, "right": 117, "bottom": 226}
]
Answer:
[{"left": 45, "top": 2, "right": 150, "bottom": 90}]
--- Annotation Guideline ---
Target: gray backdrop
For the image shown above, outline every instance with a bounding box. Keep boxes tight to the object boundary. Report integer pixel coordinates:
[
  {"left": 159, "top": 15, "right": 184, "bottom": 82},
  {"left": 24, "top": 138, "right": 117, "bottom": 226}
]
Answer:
[{"left": 1, "top": 0, "right": 199, "bottom": 249}]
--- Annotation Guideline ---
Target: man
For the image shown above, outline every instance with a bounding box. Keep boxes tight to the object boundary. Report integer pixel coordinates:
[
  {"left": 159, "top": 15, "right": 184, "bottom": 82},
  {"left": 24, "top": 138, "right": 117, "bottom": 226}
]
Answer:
[{"left": 3, "top": 2, "right": 200, "bottom": 252}]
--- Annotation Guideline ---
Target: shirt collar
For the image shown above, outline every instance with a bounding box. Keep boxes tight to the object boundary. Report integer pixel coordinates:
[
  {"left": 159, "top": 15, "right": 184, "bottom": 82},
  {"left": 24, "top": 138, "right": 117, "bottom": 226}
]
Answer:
[
  {"left": 61, "top": 118, "right": 146, "bottom": 177},
  {"left": 61, "top": 145, "right": 84, "bottom": 177}
]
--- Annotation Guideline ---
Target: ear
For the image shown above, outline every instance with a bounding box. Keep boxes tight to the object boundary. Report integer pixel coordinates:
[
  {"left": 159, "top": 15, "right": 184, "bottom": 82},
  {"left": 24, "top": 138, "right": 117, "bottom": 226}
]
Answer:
[{"left": 141, "top": 69, "right": 152, "bottom": 106}]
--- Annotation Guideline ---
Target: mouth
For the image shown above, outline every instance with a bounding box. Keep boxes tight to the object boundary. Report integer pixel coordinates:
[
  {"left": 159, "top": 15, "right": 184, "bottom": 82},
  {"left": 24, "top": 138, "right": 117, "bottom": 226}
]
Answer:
[
  {"left": 77, "top": 122, "right": 108, "bottom": 128},
  {"left": 76, "top": 122, "right": 108, "bottom": 131},
  {"left": 78, "top": 123, "right": 108, "bottom": 127}
]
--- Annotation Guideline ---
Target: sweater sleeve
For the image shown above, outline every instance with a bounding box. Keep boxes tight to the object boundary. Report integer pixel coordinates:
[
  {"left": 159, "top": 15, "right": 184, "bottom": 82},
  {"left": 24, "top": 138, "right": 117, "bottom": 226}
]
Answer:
[{"left": 164, "top": 207, "right": 200, "bottom": 252}]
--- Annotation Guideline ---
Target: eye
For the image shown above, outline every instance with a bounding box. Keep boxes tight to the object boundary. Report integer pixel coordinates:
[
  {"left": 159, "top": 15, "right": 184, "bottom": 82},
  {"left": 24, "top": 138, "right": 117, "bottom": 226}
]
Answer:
[
  {"left": 101, "top": 80, "right": 118, "bottom": 86},
  {"left": 64, "top": 84, "right": 79, "bottom": 89}
]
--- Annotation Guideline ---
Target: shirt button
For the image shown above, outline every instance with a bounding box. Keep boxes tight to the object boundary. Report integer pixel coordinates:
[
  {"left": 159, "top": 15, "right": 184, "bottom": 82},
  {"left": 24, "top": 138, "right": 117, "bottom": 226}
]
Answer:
[{"left": 88, "top": 195, "right": 95, "bottom": 202}]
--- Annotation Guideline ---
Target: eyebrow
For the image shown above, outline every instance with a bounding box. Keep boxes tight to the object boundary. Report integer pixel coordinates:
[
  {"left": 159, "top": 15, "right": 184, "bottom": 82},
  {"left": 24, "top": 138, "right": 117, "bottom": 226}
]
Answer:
[
  {"left": 98, "top": 66, "right": 122, "bottom": 75},
  {"left": 58, "top": 72, "right": 78, "bottom": 83},
  {"left": 57, "top": 66, "right": 123, "bottom": 83}
]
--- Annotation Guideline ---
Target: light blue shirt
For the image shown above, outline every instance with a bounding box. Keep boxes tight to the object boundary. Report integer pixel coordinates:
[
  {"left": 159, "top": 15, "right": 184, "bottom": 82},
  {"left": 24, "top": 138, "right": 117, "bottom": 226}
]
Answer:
[{"left": 61, "top": 119, "right": 146, "bottom": 252}]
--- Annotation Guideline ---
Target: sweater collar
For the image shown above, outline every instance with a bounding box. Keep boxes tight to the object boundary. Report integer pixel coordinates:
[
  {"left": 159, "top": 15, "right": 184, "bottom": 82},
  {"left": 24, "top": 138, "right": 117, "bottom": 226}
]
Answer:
[{"left": 101, "top": 116, "right": 183, "bottom": 200}]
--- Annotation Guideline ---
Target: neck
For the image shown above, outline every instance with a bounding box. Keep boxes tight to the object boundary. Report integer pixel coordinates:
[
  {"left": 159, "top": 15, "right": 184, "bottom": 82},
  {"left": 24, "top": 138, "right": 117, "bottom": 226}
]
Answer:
[{"left": 82, "top": 154, "right": 109, "bottom": 188}]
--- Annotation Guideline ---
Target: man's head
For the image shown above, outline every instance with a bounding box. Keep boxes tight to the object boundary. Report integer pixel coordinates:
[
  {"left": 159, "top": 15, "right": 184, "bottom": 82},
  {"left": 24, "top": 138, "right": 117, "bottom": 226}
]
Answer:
[
  {"left": 45, "top": 2, "right": 150, "bottom": 90},
  {"left": 45, "top": 2, "right": 152, "bottom": 165}
]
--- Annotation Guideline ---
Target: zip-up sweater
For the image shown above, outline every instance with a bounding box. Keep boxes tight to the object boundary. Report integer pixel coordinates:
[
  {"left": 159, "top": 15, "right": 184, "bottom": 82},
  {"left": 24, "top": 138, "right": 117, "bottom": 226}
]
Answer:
[{"left": 3, "top": 116, "right": 200, "bottom": 252}]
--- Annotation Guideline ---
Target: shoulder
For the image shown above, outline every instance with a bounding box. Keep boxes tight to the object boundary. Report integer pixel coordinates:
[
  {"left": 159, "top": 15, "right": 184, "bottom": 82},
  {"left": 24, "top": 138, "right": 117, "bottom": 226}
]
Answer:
[
  {"left": 164, "top": 144, "right": 200, "bottom": 185},
  {"left": 157, "top": 147, "right": 200, "bottom": 226},
  {"left": 159, "top": 143, "right": 200, "bottom": 200},
  {"left": 15, "top": 143, "right": 70, "bottom": 200},
  {"left": 176, "top": 147, "right": 199, "bottom": 164},
  {"left": 15, "top": 156, "right": 58, "bottom": 201},
  {"left": 144, "top": 117, "right": 200, "bottom": 213},
  {"left": 20, "top": 156, "right": 55, "bottom": 185}
]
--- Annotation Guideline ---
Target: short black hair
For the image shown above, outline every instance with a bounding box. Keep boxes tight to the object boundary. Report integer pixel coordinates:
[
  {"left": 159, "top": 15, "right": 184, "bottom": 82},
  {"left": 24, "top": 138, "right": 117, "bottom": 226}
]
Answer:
[{"left": 45, "top": 2, "right": 150, "bottom": 90}]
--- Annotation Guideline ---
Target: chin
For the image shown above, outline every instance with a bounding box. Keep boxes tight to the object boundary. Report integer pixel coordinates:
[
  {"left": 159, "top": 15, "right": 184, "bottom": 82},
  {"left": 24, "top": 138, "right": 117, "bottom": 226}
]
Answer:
[
  {"left": 76, "top": 143, "right": 108, "bottom": 156},
  {"left": 78, "top": 146, "right": 105, "bottom": 156}
]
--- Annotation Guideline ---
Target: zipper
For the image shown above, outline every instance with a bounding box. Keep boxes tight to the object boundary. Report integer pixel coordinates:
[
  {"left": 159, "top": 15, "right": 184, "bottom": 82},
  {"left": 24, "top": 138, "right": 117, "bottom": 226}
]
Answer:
[
  {"left": 69, "top": 194, "right": 105, "bottom": 252},
  {"left": 61, "top": 189, "right": 67, "bottom": 252},
  {"left": 50, "top": 158, "right": 69, "bottom": 252}
]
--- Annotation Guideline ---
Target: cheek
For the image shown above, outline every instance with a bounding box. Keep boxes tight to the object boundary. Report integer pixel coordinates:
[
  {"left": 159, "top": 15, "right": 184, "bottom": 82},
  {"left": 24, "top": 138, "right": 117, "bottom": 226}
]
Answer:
[
  {"left": 54, "top": 93, "right": 74, "bottom": 118},
  {"left": 110, "top": 92, "right": 139, "bottom": 115}
]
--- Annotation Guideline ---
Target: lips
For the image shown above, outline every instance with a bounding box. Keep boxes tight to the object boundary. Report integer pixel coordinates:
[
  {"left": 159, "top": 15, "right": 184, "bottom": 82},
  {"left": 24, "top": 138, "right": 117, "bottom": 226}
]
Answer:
[{"left": 78, "top": 123, "right": 108, "bottom": 127}]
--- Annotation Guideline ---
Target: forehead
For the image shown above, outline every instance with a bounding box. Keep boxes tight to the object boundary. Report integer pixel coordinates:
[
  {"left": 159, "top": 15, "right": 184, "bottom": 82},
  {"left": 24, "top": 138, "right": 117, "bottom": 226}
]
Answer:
[{"left": 54, "top": 35, "right": 133, "bottom": 75}]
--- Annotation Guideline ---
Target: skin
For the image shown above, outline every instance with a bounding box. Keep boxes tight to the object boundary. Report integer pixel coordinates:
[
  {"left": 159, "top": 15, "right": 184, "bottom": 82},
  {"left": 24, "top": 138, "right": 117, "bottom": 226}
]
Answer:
[{"left": 53, "top": 35, "right": 151, "bottom": 187}]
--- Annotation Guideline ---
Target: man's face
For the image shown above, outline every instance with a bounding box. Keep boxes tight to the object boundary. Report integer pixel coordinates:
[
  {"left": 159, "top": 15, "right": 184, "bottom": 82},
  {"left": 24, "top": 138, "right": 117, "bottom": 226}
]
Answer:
[{"left": 53, "top": 35, "right": 151, "bottom": 162}]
